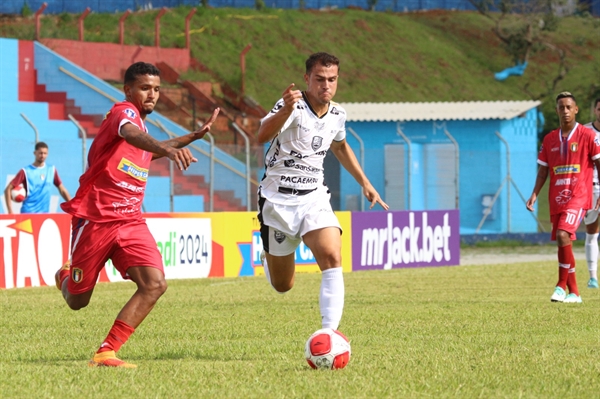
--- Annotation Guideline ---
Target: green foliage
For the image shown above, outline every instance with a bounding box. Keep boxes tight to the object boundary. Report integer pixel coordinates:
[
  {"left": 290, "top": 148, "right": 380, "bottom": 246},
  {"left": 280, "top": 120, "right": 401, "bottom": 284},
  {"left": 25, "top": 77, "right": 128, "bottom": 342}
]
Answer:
[
  {"left": 255, "top": 0, "right": 266, "bottom": 11},
  {"left": 0, "top": 8, "right": 597, "bottom": 134},
  {"left": 2, "top": 263, "right": 600, "bottom": 397},
  {"left": 21, "top": 1, "right": 32, "bottom": 18}
]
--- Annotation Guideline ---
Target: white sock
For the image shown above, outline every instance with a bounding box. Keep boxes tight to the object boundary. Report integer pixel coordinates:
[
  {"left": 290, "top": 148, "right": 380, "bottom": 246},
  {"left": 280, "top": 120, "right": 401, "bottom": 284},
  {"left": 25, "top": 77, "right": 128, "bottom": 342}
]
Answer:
[
  {"left": 261, "top": 251, "right": 271, "bottom": 284},
  {"left": 320, "top": 267, "right": 344, "bottom": 330},
  {"left": 585, "top": 233, "right": 599, "bottom": 279}
]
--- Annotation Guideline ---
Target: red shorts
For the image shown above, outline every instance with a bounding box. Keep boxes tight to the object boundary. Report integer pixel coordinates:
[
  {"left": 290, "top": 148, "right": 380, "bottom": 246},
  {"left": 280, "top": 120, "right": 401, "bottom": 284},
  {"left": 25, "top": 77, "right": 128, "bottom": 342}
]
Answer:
[
  {"left": 67, "top": 217, "right": 164, "bottom": 294},
  {"left": 550, "top": 208, "right": 585, "bottom": 241}
]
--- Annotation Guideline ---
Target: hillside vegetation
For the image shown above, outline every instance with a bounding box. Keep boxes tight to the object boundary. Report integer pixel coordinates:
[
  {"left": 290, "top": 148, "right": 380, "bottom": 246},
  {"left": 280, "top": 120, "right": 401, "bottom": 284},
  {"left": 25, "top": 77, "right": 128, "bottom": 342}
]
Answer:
[{"left": 1, "top": 7, "right": 599, "bottom": 130}]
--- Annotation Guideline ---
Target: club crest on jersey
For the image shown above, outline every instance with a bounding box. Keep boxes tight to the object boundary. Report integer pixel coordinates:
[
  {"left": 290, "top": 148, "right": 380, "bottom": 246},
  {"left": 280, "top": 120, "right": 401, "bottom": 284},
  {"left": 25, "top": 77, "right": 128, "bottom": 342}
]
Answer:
[
  {"left": 124, "top": 109, "right": 137, "bottom": 119},
  {"left": 117, "top": 157, "right": 148, "bottom": 182},
  {"left": 570, "top": 142, "right": 578, "bottom": 152},
  {"left": 274, "top": 230, "right": 286, "bottom": 244},
  {"left": 72, "top": 268, "right": 83, "bottom": 284},
  {"left": 312, "top": 136, "right": 323, "bottom": 151}
]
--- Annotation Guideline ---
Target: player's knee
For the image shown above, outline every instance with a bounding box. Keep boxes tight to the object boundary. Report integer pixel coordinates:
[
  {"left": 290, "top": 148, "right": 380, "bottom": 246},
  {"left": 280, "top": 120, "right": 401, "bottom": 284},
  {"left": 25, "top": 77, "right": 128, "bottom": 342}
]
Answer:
[
  {"left": 66, "top": 296, "right": 90, "bottom": 311},
  {"left": 318, "top": 251, "right": 341, "bottom": 268},
  {"left": 141, "top": 277, "right": 168, "bottom": 298},
  {"left": 272, "top": 281, "right": 293, "bottom": 293}
]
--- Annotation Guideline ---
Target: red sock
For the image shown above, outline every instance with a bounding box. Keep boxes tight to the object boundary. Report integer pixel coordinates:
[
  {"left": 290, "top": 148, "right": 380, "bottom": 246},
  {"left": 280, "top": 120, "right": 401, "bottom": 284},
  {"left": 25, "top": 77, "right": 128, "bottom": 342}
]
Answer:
[
  {"left": 557, "top": 244, "right": 573, "bottom": 290},
  {"left": 567, "top": 263, "right": 579, "bottom": 296},
  {"left": 97, "top": 319, "right": 135, "bottom": 354}
]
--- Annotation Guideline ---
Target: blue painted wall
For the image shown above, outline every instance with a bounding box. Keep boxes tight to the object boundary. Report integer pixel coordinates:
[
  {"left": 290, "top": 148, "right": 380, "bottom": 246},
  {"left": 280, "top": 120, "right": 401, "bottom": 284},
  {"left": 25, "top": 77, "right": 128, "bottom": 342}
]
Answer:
[
  {"left": 346, "top": 110, "right": 539, "bottom": 234},
  {"left": 0, "top": 38, "right": 81, "bottom": 213}
]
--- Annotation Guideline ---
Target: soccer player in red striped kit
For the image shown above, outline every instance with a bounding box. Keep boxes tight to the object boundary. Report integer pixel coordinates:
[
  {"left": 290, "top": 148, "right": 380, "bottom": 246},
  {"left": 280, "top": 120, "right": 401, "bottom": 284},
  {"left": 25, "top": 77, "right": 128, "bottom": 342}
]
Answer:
[
  {"left": 527, "top": 92, "right": 600, "bottom": 303},
  {"left": 55, "top": 62, "right": 219, "bottom": 367}
]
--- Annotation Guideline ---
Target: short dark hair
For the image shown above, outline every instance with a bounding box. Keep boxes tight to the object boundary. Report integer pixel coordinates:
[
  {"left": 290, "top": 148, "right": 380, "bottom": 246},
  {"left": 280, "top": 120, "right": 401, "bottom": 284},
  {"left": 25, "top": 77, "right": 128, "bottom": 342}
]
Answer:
[
  {"left": 555, "top": 91, "right": 576, "bottom": 104},
  {"left": 595, "top": 98, "right": 600, "bottom": 107},
  {"left": 305, "top": 52, "right": 340, "bottom": 75},
  {"left": 35, "top": 142, "right": 48, "bottom": 151},
  {"left": 124, "top": 62, "right": 160, "bottom": 85}
]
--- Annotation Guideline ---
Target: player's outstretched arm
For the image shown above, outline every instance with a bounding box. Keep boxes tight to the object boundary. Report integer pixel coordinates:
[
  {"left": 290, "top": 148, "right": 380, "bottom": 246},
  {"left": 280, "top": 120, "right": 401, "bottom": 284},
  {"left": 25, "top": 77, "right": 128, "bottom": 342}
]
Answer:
[
  {"left": 152, "top": 108, "right": 220, "bottom": 161},
  {"left": 257, "top": 84, "right": 302, "bottom": 144},
  {"left": 121, "top": 123, "right": 197, "bottom": 171},
  {"left": 526, "top": 165, "right": 549, "bottom": 212},
  {"left": 330, "top": 139, "right": 389, "bottom": 210}
]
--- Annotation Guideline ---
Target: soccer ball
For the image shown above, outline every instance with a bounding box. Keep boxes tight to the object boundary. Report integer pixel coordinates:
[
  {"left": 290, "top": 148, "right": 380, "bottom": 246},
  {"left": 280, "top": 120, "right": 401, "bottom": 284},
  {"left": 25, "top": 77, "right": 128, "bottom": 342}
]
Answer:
[
  {"left": 304, "top": 328, "right": 351, "bottom": 370},
  {"left": 10, "top": 184, "right": 27, "bottom": 203}
]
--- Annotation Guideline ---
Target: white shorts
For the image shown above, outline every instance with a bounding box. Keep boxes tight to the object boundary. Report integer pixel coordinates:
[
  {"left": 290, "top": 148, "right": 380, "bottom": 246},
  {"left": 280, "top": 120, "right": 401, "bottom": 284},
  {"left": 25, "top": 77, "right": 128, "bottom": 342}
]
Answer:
[
  {"left": 584, "top": 189, "right": 600, "bottom": 225},
  {"left": 257, "top": 192, "right": 341, "bottom": 256}
]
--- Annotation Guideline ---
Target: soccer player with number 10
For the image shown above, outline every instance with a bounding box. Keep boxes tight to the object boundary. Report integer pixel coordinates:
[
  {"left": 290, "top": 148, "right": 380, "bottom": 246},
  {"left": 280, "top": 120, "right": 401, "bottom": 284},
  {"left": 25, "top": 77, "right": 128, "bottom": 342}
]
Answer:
[{"left": 527, "top": 92, "right": 600, "bottom": 303}]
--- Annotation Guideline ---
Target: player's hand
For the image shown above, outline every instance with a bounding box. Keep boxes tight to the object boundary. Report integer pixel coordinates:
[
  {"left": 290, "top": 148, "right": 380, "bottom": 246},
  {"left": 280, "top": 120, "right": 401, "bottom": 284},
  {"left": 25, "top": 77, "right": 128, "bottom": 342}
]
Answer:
[
  {"left": 193, "top": 107, "right": 220, "bottom": 139},
  {"left": 526, "top": 193, "right": 536, "bottom": 212},
  {"left": 282, "top": 83, "right": 302, "bottom": 110},
  {"left": 595, "top": 196, "right": 600, "bottom": 211},
  {"left": 168, "top": 147, "right": 197, "bottom": 171},
  {"left": 364, "top": 184, "right": 389, "bottom": 210}
]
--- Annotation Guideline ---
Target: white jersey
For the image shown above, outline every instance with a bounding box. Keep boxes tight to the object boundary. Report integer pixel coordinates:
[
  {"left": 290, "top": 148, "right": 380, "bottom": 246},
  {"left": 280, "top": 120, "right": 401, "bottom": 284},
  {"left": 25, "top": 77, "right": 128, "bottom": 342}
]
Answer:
[
  {"left": 585, "top": 122, "right": 600, "bottom": 185},
  {"left": 259, "top": 92, "right": 346, "bottom": 205}
]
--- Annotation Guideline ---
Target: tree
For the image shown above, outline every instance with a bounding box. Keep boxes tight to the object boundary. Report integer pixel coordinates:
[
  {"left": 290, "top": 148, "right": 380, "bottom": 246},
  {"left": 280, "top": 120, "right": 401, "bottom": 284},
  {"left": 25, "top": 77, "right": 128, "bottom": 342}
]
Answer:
[{"left": 468, "top": 0, "right": 568, "bottom": 101}]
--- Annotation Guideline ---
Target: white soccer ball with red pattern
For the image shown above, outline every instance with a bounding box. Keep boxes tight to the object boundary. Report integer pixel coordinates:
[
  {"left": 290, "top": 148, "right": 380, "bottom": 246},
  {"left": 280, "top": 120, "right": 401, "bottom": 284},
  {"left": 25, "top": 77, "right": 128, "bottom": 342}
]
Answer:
[
  {"left": 304, "top": 328, "right": 351, "bottom": 370},
  {"left": 10, "top": 184, "right": 27, "bottom": 203}
]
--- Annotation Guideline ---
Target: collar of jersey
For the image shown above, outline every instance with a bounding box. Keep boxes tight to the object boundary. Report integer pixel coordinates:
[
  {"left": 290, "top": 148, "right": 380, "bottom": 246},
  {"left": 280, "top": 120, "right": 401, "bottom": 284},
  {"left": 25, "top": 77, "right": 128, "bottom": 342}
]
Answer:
[
  {"left": 559, "top": 122, "right": 579, "bottom": 142},
  {"left": 302, "top": 91, "right": 329, "bottom": 119}
]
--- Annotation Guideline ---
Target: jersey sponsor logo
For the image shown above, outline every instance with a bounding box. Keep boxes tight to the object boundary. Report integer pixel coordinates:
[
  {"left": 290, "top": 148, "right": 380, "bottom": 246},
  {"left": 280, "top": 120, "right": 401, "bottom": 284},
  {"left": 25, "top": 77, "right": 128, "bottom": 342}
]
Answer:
[
  {"left": 280, "top": 175, "right": 318, "bottom": 184},
  {"left": 330, "top": 106, "right": 340, "bottom": 115},
  {"left": 570, "top": 142, "right": 578, "bottom": 152},
  {"left": 555, "top": 177, "right": 575, "bottom": 186},
  {"left": 297, "top": 123, "right": 310, "bottom": 133},
  {"left": 290, "top": 150, "right": 308, "bottom": 159},
  {"left": 117, "top": 157, "right": 149, "bottom": 182},
  {"left": 315, "top": 150, "right": 327, "bottom": 157},
  {"left": 551, "top": 147, "right": 559, "bottom": 152},
  {"left": 124, "top": 108, "right": 137, "bottom": 119},
  {"left": 553, "top": 165, "right": 580, "bottom": 175},
  {"left": 314, "top": 121, "right": 325, "bottom": 131},
  {"left": 312, "top": 136, "right": 323, "bottom": 151},
  {"left": 555, "top": 189, "right": 573, "bottom": 205},
  {"left": 112, "top": 196, "right": 141, "bottom": 214},
  {"left": 284, "top": 159, "right": 295, "bottom": 167},
  {"left": 116, "top": 180, "right": 145, "bottom": 193}
]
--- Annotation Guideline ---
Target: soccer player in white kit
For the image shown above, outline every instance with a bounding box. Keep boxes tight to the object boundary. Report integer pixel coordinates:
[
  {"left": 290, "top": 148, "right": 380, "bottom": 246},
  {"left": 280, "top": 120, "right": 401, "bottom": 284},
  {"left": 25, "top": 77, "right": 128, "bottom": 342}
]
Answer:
[
  {"left": 583, "top": 98, "right": 600, "bottom": 289},
  {"left": 257, "top": 52, "right": 388, "bottom": 330}
]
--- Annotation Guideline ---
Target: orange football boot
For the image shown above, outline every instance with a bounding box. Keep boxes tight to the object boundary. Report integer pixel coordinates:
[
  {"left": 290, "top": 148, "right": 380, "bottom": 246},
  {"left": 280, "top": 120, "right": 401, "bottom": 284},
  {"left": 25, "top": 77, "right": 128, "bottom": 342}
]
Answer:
[
  {"left": 88, "top": 351, "right": 137, "bottom": 368},
  {"left": 54, "top": 260, "right": 71, "bottom": 290}
]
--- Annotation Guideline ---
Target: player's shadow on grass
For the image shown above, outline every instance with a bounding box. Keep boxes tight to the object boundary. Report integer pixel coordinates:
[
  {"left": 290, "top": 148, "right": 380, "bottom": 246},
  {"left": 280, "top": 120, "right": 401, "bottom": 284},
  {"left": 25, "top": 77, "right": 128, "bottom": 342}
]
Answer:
[{"left": 148, "top": 351, "right": 257, "bottom": 362}]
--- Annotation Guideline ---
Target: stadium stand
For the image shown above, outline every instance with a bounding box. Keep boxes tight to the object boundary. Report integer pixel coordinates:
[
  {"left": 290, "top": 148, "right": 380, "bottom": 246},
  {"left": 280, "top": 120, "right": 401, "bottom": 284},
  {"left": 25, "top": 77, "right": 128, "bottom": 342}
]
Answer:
[{"left": 1, "top": 37, "right": 248, "bottom": 213}]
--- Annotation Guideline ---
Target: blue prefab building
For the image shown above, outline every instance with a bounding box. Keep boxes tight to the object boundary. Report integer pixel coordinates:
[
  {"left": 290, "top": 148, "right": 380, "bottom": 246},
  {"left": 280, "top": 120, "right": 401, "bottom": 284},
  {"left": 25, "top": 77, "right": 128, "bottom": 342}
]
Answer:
[{"left": 334, "top": 101, "right": 542, "bottom": 234}]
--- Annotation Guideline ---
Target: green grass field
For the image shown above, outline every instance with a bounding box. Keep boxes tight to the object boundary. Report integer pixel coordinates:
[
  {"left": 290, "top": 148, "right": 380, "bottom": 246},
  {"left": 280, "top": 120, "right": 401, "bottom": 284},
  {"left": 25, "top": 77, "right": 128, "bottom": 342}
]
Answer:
[{"left": 2, "top": 257, "right": 600, "bottom": 398}]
